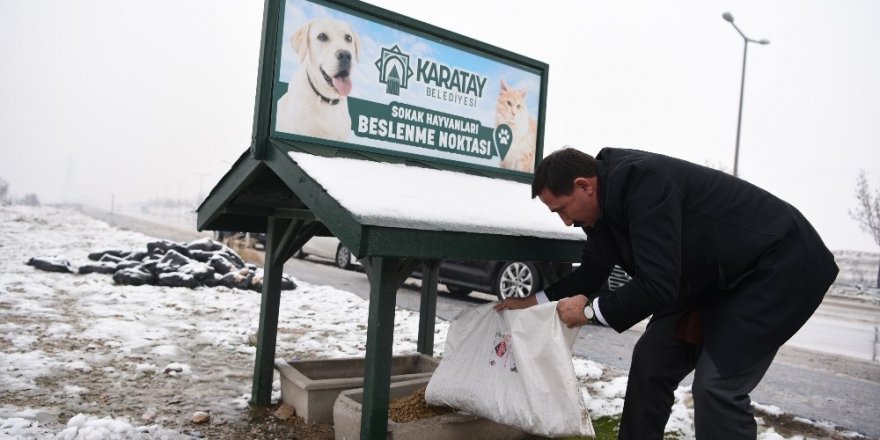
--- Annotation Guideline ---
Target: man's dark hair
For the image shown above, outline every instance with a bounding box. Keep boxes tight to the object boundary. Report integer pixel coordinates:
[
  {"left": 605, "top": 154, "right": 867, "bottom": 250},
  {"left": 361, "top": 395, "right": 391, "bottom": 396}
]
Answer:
[{"left": 531, "top": 147, "right": 598, "bottom": 198}]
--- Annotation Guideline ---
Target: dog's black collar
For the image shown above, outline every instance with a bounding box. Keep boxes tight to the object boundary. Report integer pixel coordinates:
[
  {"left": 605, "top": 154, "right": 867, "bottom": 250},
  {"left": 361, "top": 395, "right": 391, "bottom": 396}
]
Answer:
[{"left": 307, "top": 73, "right": 340, "bottom": 105}]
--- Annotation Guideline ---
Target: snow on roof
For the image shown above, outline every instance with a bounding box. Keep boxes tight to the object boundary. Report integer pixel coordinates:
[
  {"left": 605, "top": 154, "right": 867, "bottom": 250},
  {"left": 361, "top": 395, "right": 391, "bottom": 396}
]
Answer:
[{"left": 289, "top": 152, "right": 587, "bottom": 242}]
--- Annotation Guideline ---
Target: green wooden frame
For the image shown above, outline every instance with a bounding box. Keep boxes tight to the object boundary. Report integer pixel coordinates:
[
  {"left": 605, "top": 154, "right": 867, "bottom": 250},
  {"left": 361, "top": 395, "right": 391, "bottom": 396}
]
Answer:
[
  {"left": 196, "top": 1, "right": 574, "bottom": 439},
  {"left": 197, "top": 140, "right": 585, "bottom": 440}
]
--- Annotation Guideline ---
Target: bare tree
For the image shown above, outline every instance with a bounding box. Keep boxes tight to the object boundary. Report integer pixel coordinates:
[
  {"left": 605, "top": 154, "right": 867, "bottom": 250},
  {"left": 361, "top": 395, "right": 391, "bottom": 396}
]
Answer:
[
  {"left": 849, "top": 170, "right": 880, "bottom": 287},
  {"left": 0, "top": 177, "right": 8, "bottom": 204},
  {"left": 22, "top": 193, "right": 41, "bottom": 207}
]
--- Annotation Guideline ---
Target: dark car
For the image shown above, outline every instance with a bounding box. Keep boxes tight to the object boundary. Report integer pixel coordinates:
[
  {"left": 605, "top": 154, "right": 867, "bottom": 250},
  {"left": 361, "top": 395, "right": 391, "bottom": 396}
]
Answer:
[
  {"left": 414, "top": 260, "right": 572, "bottom": 300},
  {"left": 419, "top": 261, "right": 632, "bottom": 301},
  {"left": 293, "top": 236, "right": 632, "bottom": 301},
  {"left": 293, "top": 236, "right": 567, "bottom": 299}
]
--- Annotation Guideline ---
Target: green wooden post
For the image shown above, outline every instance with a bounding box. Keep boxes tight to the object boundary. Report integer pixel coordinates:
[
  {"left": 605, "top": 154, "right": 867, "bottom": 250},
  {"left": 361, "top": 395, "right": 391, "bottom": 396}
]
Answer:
[
  {"left": 250, "top": 0, "right": 282, "bottom": 160},
  {"left": 251, "top": 216, "right": 288, "bottom": 405},
  {"left": 360, "top": 257, "right": 400, "bottom": 440},
  {"left": 417, "top": 260, "right": 440, "bottom": 356}
]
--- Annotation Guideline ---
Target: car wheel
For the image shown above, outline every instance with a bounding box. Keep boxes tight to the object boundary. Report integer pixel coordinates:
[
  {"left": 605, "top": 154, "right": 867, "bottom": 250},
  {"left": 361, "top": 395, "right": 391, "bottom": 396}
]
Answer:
[
  {"left": 335, "top": 245, "right": 353, "bottom": 269},
  {"left": 493, "top": 262, "right": 540, "bottom": 300},
  {"left": 445, "top": 285, "right": 473, "bottom": 296}
]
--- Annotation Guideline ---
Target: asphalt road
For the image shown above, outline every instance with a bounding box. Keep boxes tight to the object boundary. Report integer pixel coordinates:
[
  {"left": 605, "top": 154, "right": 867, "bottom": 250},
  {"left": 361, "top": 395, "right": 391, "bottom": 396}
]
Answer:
[{"left": 85, "top": 208, "right": 880, "bottom": 438}]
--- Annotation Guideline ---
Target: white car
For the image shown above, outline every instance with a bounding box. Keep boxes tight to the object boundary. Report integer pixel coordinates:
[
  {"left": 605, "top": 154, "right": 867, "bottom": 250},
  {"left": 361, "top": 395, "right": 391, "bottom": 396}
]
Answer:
[{"left": 294, "top": 236, "right": 359, "bottom": 269}]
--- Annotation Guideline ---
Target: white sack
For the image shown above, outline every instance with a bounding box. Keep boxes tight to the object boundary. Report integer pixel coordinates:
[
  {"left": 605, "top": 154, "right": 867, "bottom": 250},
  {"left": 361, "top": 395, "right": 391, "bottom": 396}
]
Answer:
[{"left": 426, "top": 302, "right": 593, "bottom": 437}]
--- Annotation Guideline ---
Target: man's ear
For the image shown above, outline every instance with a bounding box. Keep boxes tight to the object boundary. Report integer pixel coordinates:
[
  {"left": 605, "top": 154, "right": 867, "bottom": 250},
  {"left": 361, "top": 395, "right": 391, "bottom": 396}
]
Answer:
[{"left": 573, "top": 177, "right": 593, "bottom": 194}]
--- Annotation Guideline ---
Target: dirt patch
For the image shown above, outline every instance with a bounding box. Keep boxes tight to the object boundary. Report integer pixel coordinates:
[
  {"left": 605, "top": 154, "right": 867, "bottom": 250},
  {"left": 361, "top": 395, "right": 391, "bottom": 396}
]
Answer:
[
  {"left": 755, "top": 410, "right": 859, "bottom": 440},
  {"left": 194, "top": 404, "right": 334, "bottom": 440}
]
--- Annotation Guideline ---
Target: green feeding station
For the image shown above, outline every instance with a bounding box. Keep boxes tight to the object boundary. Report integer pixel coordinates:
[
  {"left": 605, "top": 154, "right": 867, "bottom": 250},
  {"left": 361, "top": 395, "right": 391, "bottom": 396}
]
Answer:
[{"left": 196, "top": 0, "right": 586, "bottom": 438}]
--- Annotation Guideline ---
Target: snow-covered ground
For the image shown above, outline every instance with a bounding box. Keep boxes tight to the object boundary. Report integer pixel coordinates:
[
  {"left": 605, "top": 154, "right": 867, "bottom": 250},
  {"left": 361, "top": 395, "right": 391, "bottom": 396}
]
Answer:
[{"left": 0, "top": 205, "right": 867, "bottom": 439}]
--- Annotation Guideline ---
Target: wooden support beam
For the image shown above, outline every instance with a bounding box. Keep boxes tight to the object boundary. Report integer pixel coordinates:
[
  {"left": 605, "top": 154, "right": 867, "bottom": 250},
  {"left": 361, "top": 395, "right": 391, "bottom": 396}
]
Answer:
[
  {"left": 417, "top": 260, "right": 440, "bottom": 356},
  {"left": 359, "top": 225, "right": 585, "bottom": 262},
  {"left": 272, "top": 220, "right": 323, "bottom": 267},
  {"left": 272, "top": 219, "right": 305, "bottom": 267},
  {"left": 360, "top": 257, "right": 401, "bottom": 440},
  {"left": 393, "top": 258, "right": 423, "bottom": 287},
  {"left": 221, "top": 206, "right": 316, "bottom": 221},
  {"left": 251, "top": 216, "right": 289, "bottom": 405},
  {"left": 250, "top": 0, "right": 282, "bottom": 159}
]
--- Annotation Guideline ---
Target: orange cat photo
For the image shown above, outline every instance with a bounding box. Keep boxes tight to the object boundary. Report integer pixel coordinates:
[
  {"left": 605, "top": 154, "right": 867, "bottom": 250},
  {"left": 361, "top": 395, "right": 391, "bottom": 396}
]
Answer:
[{"left": 495, "top": 79, "right": 537, "bottom": 173}]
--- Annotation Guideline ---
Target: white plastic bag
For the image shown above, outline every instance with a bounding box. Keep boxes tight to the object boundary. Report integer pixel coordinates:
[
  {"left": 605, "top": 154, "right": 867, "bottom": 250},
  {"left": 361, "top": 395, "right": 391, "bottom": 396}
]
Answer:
[{"left": 425, "top": 302, "right": 593, "bottom": 437}]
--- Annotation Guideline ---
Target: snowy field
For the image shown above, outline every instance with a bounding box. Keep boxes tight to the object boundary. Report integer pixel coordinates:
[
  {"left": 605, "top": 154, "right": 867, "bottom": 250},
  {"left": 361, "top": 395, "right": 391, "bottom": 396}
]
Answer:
[{"left": 0, "top": 205, "right": 867, "bottom": 439}]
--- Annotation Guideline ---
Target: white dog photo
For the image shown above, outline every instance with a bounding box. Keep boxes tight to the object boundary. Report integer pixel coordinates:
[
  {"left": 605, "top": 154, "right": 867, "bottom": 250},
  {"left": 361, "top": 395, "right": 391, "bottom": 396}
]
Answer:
[{"left": 275, "top": 18, "right": 360, "bottom": 141}]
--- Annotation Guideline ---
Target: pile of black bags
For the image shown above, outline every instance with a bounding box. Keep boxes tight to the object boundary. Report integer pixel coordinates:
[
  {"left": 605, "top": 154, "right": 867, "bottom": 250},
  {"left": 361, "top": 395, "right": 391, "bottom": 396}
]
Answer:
[{"left": 26, "top": 238, "right": 296, "bottom": 292}]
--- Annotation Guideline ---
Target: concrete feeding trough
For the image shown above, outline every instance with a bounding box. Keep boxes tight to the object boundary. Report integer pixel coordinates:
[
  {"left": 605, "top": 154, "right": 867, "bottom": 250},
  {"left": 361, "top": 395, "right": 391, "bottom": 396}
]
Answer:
[
  {"left": 275, "top": 353, "right": 439, "bottom": 424},
  {"left": 333, "top": 378, "right": 533, "bottom": 440}
]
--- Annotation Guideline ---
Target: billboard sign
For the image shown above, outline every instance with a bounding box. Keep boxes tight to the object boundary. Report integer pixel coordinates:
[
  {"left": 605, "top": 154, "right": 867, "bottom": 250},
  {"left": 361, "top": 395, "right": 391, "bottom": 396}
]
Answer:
[{"left": 271, "top": 0, "right": 547, "bottom": 175}]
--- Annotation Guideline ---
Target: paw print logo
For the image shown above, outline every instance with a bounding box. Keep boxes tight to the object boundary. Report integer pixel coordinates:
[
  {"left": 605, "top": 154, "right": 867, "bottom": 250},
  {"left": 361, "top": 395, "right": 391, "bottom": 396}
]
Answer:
[
  {"left": 496, "top": 126, "right": 512, "bottom": 146},
  {"left": 493, "top": 124, "right": 513, "bottom": 160}
]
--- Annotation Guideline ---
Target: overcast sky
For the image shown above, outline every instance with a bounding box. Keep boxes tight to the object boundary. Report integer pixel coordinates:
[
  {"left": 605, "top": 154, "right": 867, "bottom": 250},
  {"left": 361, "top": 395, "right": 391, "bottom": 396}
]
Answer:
[{"left": 1, "top": 0, "right": 878, "bottom": 252}]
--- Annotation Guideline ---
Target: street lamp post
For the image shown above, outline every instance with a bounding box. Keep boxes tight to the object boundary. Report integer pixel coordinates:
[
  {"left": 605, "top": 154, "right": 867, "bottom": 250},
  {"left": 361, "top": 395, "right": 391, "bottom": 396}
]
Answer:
[{"left": 722, "top": 12, "right": 769, "bottom": 177}]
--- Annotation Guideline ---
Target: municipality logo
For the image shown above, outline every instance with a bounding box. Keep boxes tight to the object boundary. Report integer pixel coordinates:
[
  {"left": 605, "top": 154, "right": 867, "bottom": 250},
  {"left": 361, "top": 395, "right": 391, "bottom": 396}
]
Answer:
[{"left": 375, "top": 45, "right": 414, "bottom": 96}]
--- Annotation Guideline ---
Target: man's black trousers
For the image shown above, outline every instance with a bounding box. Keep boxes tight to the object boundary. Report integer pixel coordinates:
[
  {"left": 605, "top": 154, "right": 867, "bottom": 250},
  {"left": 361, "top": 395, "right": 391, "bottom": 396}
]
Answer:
[{"left": 618, "top": 308, "right": 777, "bottom": 439}]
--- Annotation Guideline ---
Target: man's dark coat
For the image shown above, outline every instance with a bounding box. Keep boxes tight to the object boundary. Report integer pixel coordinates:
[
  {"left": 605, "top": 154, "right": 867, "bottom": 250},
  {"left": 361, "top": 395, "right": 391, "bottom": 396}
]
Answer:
[{"left": 544, "top": 148, "right": 839, "bottom": 375}]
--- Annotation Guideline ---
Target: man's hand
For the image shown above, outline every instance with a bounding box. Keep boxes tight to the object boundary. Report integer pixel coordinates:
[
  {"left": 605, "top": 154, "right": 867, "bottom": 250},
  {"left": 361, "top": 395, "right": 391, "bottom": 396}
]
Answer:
[
  {"left": 494, "top": 295, "right": 538, "bottom": 312},
  {"left": 557, "top": 294, "right": 590, "bottom": 328}
]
